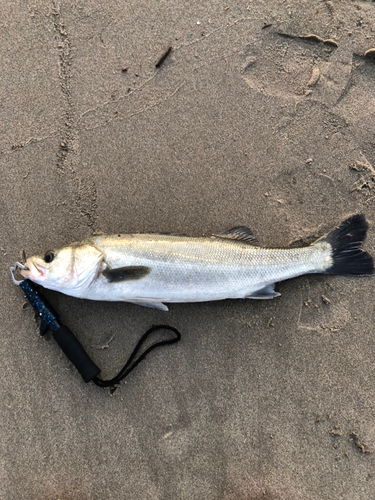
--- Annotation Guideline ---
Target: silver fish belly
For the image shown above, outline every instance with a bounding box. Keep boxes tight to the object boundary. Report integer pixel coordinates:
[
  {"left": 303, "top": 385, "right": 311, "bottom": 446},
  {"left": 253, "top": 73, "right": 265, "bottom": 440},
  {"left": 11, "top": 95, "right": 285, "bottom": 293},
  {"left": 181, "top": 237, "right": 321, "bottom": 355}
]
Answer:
[{"left": 85, "top": 234, "right": 331, "bottom": 307}]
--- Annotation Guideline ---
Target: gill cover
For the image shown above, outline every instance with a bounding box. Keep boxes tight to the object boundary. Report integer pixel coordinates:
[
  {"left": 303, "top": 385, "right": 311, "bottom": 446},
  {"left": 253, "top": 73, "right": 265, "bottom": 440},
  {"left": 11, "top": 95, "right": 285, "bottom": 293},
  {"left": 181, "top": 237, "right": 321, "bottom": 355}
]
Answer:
[{"left": 21, "top": 243, "right": 104, "bottom": 295}]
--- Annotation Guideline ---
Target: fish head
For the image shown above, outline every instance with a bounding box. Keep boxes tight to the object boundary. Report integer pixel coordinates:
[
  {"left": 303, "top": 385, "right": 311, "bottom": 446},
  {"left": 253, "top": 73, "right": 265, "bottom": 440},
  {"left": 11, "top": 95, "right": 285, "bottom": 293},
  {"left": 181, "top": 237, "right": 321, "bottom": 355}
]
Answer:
[{"left": 20, "top": 243, "right": 104, "bottom": 294}]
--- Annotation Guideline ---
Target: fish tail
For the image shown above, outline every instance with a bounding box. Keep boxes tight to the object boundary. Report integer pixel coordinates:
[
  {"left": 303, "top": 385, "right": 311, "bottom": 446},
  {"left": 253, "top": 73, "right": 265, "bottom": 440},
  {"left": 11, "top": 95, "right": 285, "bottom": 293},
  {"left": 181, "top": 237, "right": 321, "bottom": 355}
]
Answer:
[{"left": 318, "top": 214, "right": 374, "bottom": 275}]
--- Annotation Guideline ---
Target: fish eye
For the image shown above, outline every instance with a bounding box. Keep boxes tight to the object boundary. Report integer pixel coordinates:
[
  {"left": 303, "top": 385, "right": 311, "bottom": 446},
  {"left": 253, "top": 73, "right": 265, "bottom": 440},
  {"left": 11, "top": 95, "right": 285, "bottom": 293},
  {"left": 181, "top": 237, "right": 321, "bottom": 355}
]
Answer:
[{"left": 44, "top": 251, "right": 55, "bottom": 263}]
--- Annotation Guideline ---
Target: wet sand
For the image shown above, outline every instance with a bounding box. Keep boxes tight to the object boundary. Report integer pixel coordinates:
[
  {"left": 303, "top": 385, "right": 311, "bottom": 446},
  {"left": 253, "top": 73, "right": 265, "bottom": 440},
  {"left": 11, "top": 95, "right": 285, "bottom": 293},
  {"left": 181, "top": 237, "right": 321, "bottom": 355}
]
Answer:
[{"left": 1, "top": 1, "right": 375, "bottom": 498}]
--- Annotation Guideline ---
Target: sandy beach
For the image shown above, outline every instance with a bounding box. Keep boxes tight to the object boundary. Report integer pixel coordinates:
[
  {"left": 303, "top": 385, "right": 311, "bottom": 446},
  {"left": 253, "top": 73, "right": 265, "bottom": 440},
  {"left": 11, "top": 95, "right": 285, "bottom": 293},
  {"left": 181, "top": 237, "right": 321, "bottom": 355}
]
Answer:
[{"left": 1, "top": 1, "right": 375, "bottom": 498}]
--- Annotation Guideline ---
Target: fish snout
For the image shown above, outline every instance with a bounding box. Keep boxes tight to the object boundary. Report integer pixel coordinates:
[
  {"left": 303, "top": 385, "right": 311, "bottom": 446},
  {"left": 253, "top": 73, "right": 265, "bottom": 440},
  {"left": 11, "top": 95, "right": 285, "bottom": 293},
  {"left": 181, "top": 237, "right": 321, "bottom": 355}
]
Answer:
[{"left": 20, "top": 258, "right": 47, "bottom": 281}]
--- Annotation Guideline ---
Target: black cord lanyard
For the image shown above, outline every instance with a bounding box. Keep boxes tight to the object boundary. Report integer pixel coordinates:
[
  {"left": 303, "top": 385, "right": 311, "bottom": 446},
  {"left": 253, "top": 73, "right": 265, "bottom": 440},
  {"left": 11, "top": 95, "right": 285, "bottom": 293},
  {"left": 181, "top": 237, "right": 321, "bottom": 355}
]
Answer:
[
  {"left": 92, "top": 324, "right": 180, "bottom": 387},
  {"left": 16, "top": 279, "right": 181, "bottom": 388}
]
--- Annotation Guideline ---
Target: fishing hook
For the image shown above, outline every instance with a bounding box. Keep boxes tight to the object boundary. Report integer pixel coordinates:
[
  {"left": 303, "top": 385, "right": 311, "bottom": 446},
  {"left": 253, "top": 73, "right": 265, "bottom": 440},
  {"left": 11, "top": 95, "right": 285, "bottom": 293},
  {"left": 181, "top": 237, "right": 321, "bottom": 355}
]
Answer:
[{"left": 10, "top": 262, "right": 27, "bottom": 285}]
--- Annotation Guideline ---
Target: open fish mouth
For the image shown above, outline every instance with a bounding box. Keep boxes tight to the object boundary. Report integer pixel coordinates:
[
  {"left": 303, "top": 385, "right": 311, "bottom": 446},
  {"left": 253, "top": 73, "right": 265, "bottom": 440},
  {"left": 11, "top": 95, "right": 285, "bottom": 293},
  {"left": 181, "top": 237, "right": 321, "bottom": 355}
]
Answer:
[
  {"left": 10, "top": 259, "right": 45, "bottom": 285},
  {"left": 15, "top": 258, "right": 47, "bottom": 282}
]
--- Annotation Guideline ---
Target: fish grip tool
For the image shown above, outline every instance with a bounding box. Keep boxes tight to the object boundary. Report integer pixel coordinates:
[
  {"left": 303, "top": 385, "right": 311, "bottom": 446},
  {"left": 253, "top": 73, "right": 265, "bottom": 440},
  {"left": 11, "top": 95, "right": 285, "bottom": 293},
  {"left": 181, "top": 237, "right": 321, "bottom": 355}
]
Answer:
[{"left": 14, "top": 277, "right": 181, "bottom": 387}]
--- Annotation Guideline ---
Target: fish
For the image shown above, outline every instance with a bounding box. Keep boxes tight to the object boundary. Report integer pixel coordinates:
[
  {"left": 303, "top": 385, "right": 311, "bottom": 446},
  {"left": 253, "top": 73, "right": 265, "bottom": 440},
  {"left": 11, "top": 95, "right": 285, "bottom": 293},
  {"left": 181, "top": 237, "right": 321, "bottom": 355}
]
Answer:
[{"left": 19, "top": 214, "right": 373, "bottom": 311}]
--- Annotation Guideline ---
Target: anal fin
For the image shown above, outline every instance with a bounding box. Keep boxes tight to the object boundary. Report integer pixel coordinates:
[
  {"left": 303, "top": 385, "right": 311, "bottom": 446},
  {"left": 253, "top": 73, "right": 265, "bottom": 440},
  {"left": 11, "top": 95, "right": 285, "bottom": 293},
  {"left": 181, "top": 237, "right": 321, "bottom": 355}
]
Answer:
[
  {"left": 126, "top": 300, "right": 169, "bottom": 311},
  {"left": 246, "top": 284, "right": 280, "bottom": 300}
]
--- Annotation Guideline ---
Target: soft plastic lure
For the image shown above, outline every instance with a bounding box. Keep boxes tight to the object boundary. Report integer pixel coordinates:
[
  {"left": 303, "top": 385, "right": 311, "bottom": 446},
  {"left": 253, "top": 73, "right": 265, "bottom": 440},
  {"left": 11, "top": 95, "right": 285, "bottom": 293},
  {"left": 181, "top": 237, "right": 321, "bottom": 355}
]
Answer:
[{"left": 10, "top": 265, "right": 180, "bottom": 388}]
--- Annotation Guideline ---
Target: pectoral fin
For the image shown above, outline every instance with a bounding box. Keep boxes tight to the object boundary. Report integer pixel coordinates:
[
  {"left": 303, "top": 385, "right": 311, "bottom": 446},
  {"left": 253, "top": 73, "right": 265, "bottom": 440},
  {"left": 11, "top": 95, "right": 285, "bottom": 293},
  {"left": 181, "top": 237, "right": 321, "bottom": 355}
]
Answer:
[
  {"left": 246, "top": 284, "right": 280, "bottom": 299},
  {"left": 102, "top": 265, "right": 151, "bottom": 283}
]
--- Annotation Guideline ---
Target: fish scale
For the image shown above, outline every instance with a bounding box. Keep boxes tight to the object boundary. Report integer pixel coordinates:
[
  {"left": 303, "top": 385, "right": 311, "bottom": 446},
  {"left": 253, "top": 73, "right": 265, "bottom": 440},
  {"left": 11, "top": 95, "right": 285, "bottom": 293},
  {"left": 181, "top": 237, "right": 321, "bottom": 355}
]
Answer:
[{"left": 92, "top": 234, "right": 329, "bottom": 297}]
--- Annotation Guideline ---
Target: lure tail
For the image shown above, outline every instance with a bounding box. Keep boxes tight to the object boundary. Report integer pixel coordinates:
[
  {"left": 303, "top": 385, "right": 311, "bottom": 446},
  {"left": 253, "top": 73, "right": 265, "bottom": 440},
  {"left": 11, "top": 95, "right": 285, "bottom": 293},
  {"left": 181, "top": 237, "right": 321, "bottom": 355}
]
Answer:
[{"left": 320, "top": 214, "right": 374, "bottom": 275}]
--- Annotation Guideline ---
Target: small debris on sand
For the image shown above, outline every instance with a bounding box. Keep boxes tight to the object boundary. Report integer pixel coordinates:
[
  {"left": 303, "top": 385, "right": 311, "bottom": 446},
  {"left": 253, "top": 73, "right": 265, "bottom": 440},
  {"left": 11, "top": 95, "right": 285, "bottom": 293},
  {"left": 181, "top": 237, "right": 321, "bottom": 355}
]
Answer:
[
  {"left": 322, "top": 295, "right": 331, "bottom": 304},
  {"left": 349, "top": 432, "right": 370, "bottom": 453},
  {"left": 307, "top": 66, "right": 321, "bottom": 87},
  {"left": 155, "top": 46, "right": 172, "bottom": 68},
  {"left": 329, "top": 426, "right": 341, "bottom": 437}
]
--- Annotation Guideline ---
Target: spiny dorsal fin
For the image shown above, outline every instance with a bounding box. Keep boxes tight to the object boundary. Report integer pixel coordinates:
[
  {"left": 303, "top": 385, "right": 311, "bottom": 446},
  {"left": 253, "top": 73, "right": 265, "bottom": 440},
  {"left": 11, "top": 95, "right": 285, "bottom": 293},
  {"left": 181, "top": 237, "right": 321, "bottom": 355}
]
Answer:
[
  {"left": 102, "top": 265, "right": 151, "bottom": 283},
  {"left": 215, "top": 226, "right": 262, "bottom": 246}
]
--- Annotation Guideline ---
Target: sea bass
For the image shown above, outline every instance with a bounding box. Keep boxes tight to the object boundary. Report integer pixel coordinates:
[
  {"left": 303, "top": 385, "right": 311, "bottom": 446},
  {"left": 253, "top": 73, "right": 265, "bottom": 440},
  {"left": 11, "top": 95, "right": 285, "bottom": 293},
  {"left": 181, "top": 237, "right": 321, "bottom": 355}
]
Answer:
[{"left": 18, "top": 215, "right": 373, "bottom": 311}]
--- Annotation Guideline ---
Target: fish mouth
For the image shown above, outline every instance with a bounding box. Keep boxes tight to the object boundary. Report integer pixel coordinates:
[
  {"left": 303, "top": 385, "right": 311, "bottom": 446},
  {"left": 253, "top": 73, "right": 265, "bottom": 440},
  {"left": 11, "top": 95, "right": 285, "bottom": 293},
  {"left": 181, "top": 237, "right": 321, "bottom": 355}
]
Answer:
[{"left": 20, "top": 258, "right": 47, "bottom": 281}]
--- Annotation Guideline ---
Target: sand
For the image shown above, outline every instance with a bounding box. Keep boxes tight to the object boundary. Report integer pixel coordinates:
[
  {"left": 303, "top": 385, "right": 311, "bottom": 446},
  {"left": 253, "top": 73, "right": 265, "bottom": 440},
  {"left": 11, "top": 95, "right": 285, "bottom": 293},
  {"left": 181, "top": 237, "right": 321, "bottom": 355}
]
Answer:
[{"left": 1, "top": 1, "right": 375, "bottom": 498}]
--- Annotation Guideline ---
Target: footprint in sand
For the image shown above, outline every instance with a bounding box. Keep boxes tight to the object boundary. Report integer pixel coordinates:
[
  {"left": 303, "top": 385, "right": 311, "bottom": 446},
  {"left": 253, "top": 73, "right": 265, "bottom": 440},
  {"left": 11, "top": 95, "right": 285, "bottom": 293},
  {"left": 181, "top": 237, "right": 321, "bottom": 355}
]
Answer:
[
  {"left": 237, "top": 32, "right": 353, "bottom": 104},
  {"left": 334, "top": 52, "right": 375, "bottom": 124}
]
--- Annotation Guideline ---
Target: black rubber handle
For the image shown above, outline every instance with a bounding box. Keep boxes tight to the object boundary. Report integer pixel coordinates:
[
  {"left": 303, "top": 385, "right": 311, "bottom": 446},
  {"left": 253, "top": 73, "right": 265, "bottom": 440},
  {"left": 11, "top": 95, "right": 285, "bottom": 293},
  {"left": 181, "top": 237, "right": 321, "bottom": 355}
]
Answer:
[{"left": 52, "top": 325, "right": 101, "bottom": 383}]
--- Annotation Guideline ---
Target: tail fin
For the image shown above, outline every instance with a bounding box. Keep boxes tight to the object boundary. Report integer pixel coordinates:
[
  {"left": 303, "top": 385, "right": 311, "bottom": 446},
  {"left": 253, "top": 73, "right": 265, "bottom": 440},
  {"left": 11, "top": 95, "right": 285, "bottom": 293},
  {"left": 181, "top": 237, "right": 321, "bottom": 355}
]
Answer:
[{"left": 320, "top": 214, "right": 374, "bottom": 275}]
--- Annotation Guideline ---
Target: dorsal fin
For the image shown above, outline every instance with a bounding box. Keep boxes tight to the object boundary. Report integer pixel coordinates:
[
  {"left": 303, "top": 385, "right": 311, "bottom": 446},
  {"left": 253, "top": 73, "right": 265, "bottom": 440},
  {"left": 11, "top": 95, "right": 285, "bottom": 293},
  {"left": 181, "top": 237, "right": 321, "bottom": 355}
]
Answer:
[{"left": 214, "top": 226, "right": 262, "bottom": 246}]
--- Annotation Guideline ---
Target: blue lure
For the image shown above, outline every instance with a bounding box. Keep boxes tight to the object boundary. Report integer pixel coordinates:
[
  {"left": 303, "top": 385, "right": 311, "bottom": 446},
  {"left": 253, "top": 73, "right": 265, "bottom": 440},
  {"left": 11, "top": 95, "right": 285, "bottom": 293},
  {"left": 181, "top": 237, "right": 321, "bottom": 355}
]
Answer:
[{"left": 10, "top": 263, "right": 181, "bottom": 388}]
